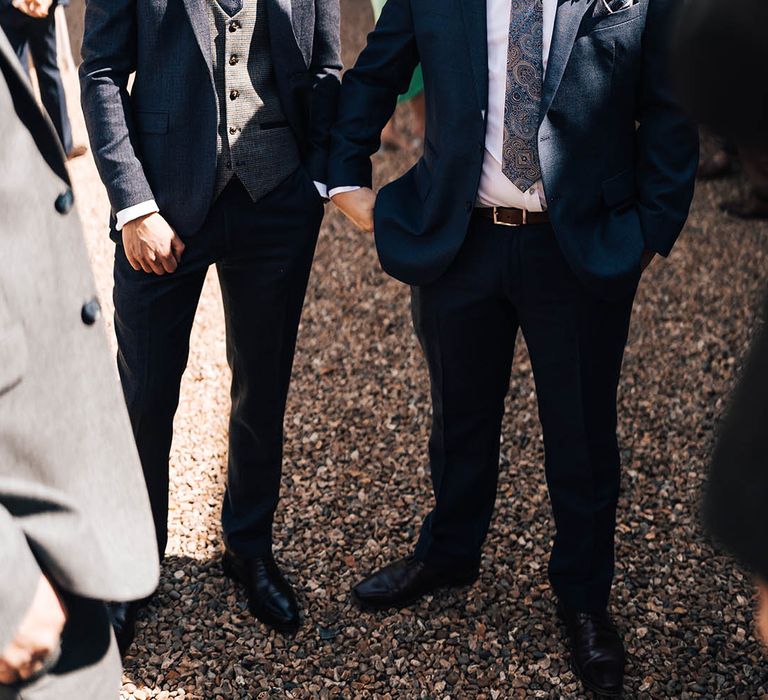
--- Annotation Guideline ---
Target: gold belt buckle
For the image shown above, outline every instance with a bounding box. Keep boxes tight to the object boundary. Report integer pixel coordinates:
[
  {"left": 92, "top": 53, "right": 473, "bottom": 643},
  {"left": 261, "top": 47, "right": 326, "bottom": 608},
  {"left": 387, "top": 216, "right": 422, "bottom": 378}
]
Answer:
[{"left": 492, "top": 206, "right": 526, "bottom": 227}]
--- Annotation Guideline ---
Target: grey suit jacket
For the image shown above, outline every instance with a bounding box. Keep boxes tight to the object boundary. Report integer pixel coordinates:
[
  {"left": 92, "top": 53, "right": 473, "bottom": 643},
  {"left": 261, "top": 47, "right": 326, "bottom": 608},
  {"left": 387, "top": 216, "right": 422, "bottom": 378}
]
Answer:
[
  {"left": 79, "top": 0, "right": 341, "bottom": 240},
  {"left": 0, "top": 30, "right": 158, "bottom": 652}
]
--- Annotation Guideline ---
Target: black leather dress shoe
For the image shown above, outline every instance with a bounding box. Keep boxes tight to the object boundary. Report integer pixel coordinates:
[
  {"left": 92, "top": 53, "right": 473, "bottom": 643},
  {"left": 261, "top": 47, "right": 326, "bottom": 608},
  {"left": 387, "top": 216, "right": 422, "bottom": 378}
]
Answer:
[
  {"left": 558, "top": 606, "right": 625, "bottom": 697},
  {"left": 108, "top": 601, "right": 142, "bottom": 658},
  {"left": 222, "top": 550, "right": 300, "bottom": 634},
  {"left": 352, "top": 556, "right": 479, "bottom": 611}
]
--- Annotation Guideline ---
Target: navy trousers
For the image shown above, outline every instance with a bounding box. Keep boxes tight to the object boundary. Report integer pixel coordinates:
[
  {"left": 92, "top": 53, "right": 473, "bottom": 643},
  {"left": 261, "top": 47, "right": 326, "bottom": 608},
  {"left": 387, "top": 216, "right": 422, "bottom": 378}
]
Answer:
[
  {"left": 0, "top": 4, "right": 73, "bottom": 154},
  {"left": 411, "top": 217, "right": 636, "bottom": 613},
  {"left": 114, "top": 169, "right": 324, "bottom": 560}
]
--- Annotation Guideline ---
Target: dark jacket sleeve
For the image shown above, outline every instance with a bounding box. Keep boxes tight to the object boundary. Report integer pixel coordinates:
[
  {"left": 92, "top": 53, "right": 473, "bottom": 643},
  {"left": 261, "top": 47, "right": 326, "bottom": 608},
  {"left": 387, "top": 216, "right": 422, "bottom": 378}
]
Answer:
[
  {"left": 327, "top": 0, "right": 419, "bottom": 190},
  {"left": 79, "top": 0, "right": 155, "bottom": 215},
  {"left": 303, "top": 0, "right": 342, "bottom": 184},
  {"left": 634, "top": 0, "right": 699, "bottom": 257},
  {"left": 706, "top": 298, "right": 768, "bottom": 582}
]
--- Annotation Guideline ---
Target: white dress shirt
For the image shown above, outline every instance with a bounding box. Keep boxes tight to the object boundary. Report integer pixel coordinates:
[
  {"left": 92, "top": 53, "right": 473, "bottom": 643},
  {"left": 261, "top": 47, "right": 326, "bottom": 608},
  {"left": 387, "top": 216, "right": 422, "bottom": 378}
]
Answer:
[
  {"left": 329, "top": 0, "right": 558, "bottom": 210},
  {"left": 477, "top": 0, "right": 557, "bottom": 210}
]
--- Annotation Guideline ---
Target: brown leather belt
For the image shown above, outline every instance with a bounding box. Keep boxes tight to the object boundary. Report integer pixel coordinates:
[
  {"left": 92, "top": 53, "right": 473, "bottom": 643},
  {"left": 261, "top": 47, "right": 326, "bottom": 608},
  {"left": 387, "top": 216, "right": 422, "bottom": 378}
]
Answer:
[{"left": 473, "top": 206, "right": 550, "bottom": 227}]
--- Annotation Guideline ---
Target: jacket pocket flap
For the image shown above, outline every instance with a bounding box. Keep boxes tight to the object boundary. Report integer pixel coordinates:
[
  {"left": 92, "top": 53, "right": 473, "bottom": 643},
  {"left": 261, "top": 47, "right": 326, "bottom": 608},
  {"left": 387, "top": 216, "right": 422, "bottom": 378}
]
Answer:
[
  {"left": 0, "top": 324, "right": 28, "bottom": 396},
  {"left": 601, "top": 169, "right": 635, "bottom": 207},
  {"left": 135, "top": 111, "right": 169, "bottom": 135}
]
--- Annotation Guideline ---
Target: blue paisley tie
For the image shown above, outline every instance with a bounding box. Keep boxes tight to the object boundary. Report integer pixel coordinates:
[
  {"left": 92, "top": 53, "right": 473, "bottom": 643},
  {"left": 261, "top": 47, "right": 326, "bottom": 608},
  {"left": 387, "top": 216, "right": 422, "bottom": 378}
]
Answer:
[{"left": 502, "top": 0, "right": 544, "bottom": 192}]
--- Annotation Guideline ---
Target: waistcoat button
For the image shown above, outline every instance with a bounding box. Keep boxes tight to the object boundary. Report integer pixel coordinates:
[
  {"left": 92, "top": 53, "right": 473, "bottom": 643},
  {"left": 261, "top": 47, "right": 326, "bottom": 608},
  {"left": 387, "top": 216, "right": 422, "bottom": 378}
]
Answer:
[
  {"left": 229, "top": 20, "right": 240, "bottom": 32},
  {"left": 229, "top": 54, "right": 239, "bottom": 65},
  {"left": 230, "top": 89, "right": 239, "bottom": 100}
]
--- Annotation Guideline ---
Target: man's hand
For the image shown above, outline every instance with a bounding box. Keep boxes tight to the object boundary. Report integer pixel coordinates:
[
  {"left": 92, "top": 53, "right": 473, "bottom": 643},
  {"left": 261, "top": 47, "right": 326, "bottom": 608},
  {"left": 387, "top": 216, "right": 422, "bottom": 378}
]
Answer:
[
  {"left": 12, "top": 0, "right": 53, "bottom": 18},
  {"left": 640, "top": 249, "right": 656, "bottom": 272},
  {"left": 123, "top": 212, "right": 185, "bottom": 275},
  {"left": 332, "top": 188, "right": 376, "bottom": 233},
  {"left": 756, "top": 581, "right": 768, "bottom": 650},
  {"left": 0, "top": 575, "right": 66, "bottom": 685}
]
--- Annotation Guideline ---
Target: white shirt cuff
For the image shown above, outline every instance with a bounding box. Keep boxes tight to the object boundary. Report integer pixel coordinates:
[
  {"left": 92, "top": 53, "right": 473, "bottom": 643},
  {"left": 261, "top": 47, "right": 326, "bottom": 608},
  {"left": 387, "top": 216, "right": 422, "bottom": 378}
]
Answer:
[
  {"left": 329, "top": 186, "right": 362, "bottom": 198},
  {"left": 115, "top": 200, "right": 160, "bottom": 231},
  {"left": 313, "top": 182, "right": 329, "bottom": 199}
]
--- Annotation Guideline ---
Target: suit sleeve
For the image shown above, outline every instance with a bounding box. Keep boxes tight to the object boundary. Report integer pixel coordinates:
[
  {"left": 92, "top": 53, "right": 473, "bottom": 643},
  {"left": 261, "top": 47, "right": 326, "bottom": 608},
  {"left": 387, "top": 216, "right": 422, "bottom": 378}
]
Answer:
[
  {"left": 634, "top": 0, "right": 699, "bottom": 257},
  {"left": 327, "top": 0, "right": 419, "bottom": 190},
  {"left": 303, "top": 0, "right": 342, "bottom": 183},
  {"left": 79, "top": 0, "right": 155, "bottom": 216},
  {"left": 0, "top": 505, "right": 42, "bottom": 653},
  {"left": 706, "top": 297, "right": 768, "bottom": 581}
]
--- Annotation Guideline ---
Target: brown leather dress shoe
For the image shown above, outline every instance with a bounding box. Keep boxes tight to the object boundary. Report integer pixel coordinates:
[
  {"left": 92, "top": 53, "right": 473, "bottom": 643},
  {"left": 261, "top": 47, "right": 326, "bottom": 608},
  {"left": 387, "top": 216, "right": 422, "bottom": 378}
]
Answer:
[{"left": 66, "top": 144, "right": 89, "bottom": 160}]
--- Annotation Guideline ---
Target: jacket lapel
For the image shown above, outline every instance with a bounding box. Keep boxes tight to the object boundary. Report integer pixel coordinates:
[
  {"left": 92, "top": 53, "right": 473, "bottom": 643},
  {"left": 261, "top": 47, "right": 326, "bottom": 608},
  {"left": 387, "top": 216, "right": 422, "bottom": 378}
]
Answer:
[
  {"left": 266, "top": 0, "right": 307, "bottom": 70},
  {"left": 461, "top": 0, "right": 489, "bottom": 110},
  {"left": 182, "top": 0, "right": 213, "bottom": 75},
  {"left": 539, "top": 0, "right": 588, "bottom": 122}
]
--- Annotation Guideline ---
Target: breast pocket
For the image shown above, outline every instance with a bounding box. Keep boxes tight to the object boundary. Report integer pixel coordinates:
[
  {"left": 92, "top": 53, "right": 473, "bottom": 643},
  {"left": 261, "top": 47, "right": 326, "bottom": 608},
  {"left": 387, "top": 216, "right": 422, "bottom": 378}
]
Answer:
[
  {"left": 0, "top": 323, "right": 28, "bottom": 397},
  {"left": 585, "top": 2, "right": 643, "bottom": 33}
]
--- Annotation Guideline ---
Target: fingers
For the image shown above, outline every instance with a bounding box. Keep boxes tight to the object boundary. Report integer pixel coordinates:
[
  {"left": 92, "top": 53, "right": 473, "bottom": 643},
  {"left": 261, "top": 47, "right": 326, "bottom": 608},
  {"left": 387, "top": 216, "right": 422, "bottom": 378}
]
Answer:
[
  {"left": 144, "top": 248, "right": 167, "bottom": 276},
  {"left": 170, "top": 234, "right": 186, "bottom": 265}
]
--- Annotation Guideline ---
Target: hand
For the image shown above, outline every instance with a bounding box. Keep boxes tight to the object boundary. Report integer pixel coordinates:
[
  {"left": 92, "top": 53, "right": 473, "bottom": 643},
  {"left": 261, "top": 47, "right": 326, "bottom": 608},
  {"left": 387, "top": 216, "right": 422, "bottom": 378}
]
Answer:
[
  {"left": 756, "top": 581, "right": 768, "bottom": 649},
  {"left": 12, "top": 0, "right": 53, "bottom": 18},
  {"left": 0, "top": 575, "right": 66, "bottom": 685},
  {"left": 332, "top": 188, "right": 376, "bottom": 233},
  {"left": 122, "top": 212, "right": 185, "bottom": 275},
  {"left": 640, "top": 249, "right": 656, "bottom": 272}
]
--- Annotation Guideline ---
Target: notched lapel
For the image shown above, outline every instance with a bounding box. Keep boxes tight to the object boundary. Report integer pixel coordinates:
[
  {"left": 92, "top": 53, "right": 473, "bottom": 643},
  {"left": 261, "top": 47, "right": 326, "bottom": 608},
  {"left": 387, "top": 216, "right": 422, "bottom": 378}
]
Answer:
[
  {"left": 460, "top": 0, "right": 488, "bottom": 110},
  {"left": 266, "top": 0, "right": 308, "bottom": 69},
  {"left": 182, "top": 0, "right": 213, "bottom": 75},
  {"left": 539, "top": 0, "right": 589, "bottom": 122}
]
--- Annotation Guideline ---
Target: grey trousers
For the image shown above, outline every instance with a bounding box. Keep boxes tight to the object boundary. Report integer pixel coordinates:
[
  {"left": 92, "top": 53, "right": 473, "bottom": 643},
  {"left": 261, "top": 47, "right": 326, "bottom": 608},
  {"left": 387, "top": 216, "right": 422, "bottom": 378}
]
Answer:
[{"left": 0, "top": 596, "right": 121, "bottom": 700}]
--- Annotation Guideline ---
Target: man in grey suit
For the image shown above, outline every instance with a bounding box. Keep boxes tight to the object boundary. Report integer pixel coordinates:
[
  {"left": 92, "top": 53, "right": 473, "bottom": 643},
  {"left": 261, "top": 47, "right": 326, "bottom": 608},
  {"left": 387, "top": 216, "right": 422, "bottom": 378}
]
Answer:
[
  {"left": 80, "top": 0, "right": 341, "bottom": 645},
  {"left": 0, "top": 28, "right": 158, "bottom": 699}
]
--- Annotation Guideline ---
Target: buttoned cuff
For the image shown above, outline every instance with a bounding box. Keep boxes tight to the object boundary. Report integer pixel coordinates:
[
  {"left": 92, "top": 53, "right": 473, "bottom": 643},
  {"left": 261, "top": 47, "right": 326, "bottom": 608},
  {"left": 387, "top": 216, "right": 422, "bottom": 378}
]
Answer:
[
  {"left": 115, "top": 200, "right": 160, "bottom": 231},
  {"left": 329, "top": 186, "right": 362, "bottom": 199}
]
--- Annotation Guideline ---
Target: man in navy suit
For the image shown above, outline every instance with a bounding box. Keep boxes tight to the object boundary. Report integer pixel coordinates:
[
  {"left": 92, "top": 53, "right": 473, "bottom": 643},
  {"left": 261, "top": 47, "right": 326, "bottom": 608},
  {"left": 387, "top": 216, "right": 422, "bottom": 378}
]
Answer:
[
  {"left": 330, "top": 0, "right": 697, "bottom": 694},
  {"left": 0, "top": 0, "right": 86, "bottom": 158}
]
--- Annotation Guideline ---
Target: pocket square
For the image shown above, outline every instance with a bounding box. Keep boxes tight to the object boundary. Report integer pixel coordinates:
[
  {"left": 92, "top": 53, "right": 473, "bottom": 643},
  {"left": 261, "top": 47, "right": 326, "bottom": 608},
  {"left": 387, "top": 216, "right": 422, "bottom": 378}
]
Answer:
[{"left": 593, "top": 0, "right": 635, "bottom": 18}]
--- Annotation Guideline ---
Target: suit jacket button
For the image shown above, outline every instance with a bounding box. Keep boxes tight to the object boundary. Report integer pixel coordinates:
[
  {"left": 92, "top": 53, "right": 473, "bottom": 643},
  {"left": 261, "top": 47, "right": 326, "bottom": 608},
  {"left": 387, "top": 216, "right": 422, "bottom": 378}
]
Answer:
[
  {"left": 81, "top": 298, "right": 101, "bottom": 325},
  {"left": 55, "top": 188, "right": 74, "bottom": 214}
]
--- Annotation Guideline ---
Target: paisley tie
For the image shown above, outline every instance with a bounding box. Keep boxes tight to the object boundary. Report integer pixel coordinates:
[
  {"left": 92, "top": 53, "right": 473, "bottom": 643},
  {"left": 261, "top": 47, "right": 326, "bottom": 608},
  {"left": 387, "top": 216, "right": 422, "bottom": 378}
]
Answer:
[
  {"left": 501, "top": 0, "right": 544, "bottom": 192},
  {"left": 218, "top": 0, "right": 243, "bottom": 16}
]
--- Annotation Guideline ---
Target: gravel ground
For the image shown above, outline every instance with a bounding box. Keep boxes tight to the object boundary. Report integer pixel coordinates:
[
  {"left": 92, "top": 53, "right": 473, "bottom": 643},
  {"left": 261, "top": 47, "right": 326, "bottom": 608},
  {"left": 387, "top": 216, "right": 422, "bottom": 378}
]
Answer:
[{"left": 60, "top": 0, "right": 768, "bottom": 696}]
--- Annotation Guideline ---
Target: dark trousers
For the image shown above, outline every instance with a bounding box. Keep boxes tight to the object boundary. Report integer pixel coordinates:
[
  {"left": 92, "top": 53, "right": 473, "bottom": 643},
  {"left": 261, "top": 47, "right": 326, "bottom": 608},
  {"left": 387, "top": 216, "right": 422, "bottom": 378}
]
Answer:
[
  {"left": 0, "top": 5, "right": 72, "bottom": 154},
  {"left": 114, "top": 169, "right": 324, "bottom": 560},
  {"left": 411, "top": 217, "right": 636, "bottom": 613}
]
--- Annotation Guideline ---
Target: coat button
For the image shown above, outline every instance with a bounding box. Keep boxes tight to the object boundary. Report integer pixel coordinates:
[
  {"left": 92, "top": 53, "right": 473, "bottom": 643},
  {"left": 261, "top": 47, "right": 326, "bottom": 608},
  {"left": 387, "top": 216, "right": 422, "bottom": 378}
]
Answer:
[
  {"left": 55, "top": 188, "right": 74, "bottom": 215},
  {"left": 81, "top": 298, "right": 101, "bottom": 325},
  {"left": 230, "top": 89, "right": 239, "bottom": 100}
]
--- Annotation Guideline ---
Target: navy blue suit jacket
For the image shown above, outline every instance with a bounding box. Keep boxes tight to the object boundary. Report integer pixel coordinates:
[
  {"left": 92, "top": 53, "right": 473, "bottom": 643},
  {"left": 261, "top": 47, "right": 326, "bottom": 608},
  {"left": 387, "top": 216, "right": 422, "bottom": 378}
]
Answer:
[
  {"left": 80, "top": 0, "right": 340, "bottom": 239},
  {"left": 328, "top": 0, "right": 699, "bottom": 299}
]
